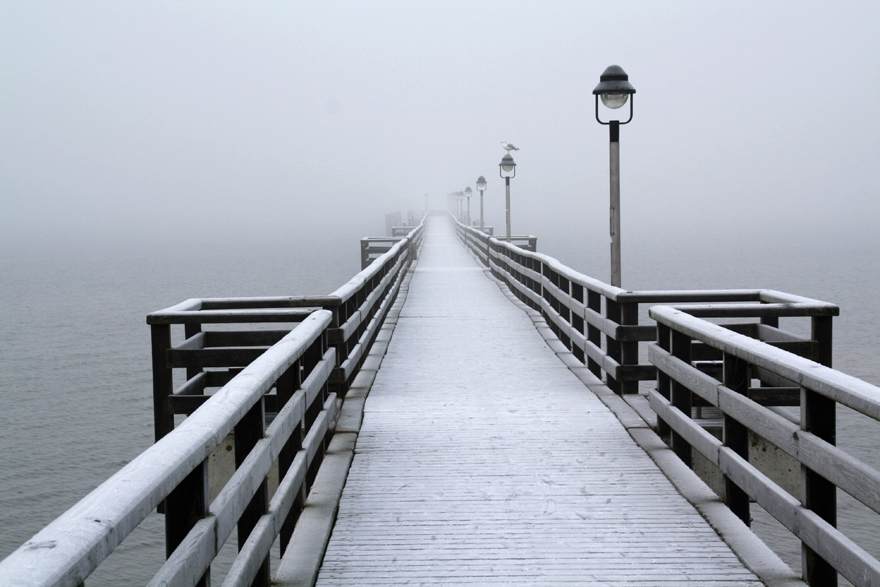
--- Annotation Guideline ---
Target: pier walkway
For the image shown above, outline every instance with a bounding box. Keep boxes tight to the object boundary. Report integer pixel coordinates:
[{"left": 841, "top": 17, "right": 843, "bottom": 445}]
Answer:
[
  {"left": 13, "top": 213, "right": 880, "bottom": 586},
  {"left": 304, "top": 217, "right": 763, "bottom": 585}
]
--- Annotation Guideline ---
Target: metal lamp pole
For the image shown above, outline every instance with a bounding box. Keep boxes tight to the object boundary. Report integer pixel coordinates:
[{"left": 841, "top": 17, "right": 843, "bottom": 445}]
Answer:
[
  {"left": 464, "top": 187, "right": 472, "bottom": 225},
  {"left": 476, "top": 176, "right": 487, "bottom": 229},
  {"left": 499, "top": 155, "right": 516, "bottom": 242},
  {"left": 593, "top": 65, "right": 635, "bottom": 288}
]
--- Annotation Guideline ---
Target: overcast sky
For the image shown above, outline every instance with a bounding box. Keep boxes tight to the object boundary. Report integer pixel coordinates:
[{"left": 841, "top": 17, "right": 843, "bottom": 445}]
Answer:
[{"left": 2, "top": 1, "right": 878, "bottom": 258}]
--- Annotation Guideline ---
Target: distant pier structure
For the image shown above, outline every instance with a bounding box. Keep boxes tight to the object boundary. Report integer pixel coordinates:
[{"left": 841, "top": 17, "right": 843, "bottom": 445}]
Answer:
[{"left": 2, "top": 212, "right": 879, "bottom": 587}]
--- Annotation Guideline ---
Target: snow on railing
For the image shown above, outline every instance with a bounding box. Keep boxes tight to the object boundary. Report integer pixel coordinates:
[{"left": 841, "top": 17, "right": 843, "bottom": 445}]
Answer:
[
  {"left": 0, "top": 311, "right": 334, "bottom": 587},
  {"left": 453, "top": 216, "right": 880, "bottom": 586},
  {"left": 452, "top": 216, "right": 838, "bottom": 394},
  {"left": 0, "top": 218, "right": 426, "bottom": 587},
  {"left": 650, "top": 305, "right": 880, "bottom": 587}
]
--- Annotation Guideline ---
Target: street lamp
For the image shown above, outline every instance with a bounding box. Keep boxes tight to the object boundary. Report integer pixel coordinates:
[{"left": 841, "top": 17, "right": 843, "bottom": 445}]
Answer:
[
  {"left": 593, "top": 64, "right": 635, "bottom": 288},
  {"left": 455, "top": 191, "right": 464, "bottom": 222},
  {"left": 499, "top": 154, "right": 516, "bottom": 243},
  {"left": 476, "top": 176, "right": 487, "bottom": 228},
  {"left": 464, "top": 187, "right": 472, "bottom": 225}
]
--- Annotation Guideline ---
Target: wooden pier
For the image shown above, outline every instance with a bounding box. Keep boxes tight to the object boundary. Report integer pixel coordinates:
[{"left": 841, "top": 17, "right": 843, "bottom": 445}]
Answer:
[
  {"left": 289, "top": 217, "right": 765, "bottom": 586},
  {"left": 2, "top": 213, "right": 879, "bottom": 587}
]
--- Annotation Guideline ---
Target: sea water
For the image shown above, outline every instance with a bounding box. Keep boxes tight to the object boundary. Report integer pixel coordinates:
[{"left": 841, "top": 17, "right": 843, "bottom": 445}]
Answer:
[{"left": 1, "top": 227, "right": 877, "bottom": 584}]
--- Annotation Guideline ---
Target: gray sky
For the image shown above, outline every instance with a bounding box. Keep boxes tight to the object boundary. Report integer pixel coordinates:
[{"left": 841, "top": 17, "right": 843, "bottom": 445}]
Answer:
[{"left": 2, "top": 1, "right": 878, "bottom": 256}]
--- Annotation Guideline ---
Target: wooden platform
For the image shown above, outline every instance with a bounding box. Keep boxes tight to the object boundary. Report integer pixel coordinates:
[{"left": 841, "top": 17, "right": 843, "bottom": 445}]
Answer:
[{"left": 315, "top": 217, "right": 764, "bottom": 586}]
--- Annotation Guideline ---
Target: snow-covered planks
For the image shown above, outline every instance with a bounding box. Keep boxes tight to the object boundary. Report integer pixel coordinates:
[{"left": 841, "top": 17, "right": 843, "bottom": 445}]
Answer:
[{"left": 315, "top": 217, "right": 764, "bottom": 586}]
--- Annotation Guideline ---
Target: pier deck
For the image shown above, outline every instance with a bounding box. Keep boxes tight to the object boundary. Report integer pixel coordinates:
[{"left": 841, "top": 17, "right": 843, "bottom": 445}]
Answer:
[{"left": 308, "top": 217, "right": 763, "bottom": 586}]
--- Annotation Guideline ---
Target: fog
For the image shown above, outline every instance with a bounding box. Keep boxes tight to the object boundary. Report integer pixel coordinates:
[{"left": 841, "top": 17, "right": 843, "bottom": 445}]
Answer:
[{"left": 2, "top": 1, "right": 878, "bottom": 267}]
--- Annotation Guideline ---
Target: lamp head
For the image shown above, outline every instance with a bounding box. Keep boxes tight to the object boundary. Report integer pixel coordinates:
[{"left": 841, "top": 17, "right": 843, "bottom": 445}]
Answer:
[
  {"left": 464, "top": 186, "right": 472, "bottom": 198},
  {"left": 499, "top": 154, "right": 516, "bottom": 178},
  {"left": 593, "top": 65, "right": 636, "bottom": 125},
  {"left": 476, "top": 176, "right": 487, "bottom": 191},
  {"left": 592, "top": 65, "right": 636, "bottom": 108}
]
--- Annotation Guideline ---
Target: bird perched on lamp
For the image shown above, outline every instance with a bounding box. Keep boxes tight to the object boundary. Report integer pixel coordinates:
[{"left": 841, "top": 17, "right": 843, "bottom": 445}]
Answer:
[{"left": 501, "top": 141, "right": 519, "bottom": 152}]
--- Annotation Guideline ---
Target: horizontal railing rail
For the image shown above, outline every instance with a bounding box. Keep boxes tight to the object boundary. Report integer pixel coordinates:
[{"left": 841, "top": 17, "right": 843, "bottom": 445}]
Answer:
[
  {"left": 0, "top": 217, "right": 426, "bottom": 586},
  {"left": 650, "top": 305, "right": 880, "bottom": 587}
]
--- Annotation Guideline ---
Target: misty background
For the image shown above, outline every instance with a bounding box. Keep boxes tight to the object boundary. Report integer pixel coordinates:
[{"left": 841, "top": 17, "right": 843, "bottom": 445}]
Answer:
[{"left": 2, "top": 1, "right": 877, "bottom": 271}]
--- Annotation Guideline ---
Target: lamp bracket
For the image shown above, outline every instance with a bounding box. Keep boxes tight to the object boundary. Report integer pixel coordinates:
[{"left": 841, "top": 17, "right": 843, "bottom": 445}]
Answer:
[{"left": 594, "top": 94, "right": 634, "bottom": 126}]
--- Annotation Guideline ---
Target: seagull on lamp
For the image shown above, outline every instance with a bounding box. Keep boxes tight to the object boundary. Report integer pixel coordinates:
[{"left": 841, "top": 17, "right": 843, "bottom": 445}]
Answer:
[{"left": 501, "top": 141, "right": 519, "bottom": 152}]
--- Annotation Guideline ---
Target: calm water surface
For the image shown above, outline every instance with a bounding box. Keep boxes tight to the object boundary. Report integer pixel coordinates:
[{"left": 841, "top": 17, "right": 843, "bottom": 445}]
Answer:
[{"left": 1, "top": 228, "right": 877, "bottom": 584}]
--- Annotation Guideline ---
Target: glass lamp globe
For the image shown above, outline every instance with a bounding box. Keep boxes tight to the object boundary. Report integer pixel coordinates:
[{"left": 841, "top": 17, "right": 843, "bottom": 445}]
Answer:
[
  {"left": 499, "top": 154, "right": 516, "bottom": 176},
  {"left": 601, "top": 93, "right": 629, "bottom": 109}
]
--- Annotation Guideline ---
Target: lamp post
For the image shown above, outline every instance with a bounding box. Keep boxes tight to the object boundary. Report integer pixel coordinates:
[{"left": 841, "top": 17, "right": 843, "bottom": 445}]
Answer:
[
  {"left": 448, "top": 192, "right": 460, "bottom": 219},
  {"left": 593, "top": 64, "right": 635, "bottom": 288},
  {"left": 499, "top": 154, "right": 516, "bottom": 242},
  {"left": 454, "top": 191, "right": 464, "bottom": 223},
  {"left": 464, "top": 187, "right": 472, "bottom": 225},
  {"left": 476, "top": 176, "right": 487, "bottom": 229}
]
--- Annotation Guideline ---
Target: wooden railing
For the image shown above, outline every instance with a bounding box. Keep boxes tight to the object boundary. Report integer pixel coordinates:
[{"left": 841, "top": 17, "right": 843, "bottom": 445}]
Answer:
[
  {"left": 454, "top": 218, "right": 837, "bottom": 395},
  {"left": 359, "top": 223, "right": 427, "bottom": 268},
  {"left": 0, "top": 312, "right": 335, "bottom": 587},
  {"left": 0, "top": 219, "right": 424, "bottom": 587},
  {"left": 650, "top": 305, "right": 880, "bottom": 587},
  {"left": 454, "top": 216, "right": 880, "bottom": 587}
]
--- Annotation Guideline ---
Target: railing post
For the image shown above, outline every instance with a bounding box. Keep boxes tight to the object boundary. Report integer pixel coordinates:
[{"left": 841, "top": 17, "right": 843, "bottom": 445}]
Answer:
[
  {"left": 670, "top": 330, "right": 693, "bottom": 466},
  {"left": 235, "top": 400, "right": 270, "bottom": 587},
  {"left": 360, "top": 240, "right": 369, "bottom": 270},
  {"left": 587, "top": 290, "right": 602, "bottom": 378},
  {"left": 620, "top": 302, "right": 638, "bottom": 394},
  {"left": 655, "top": 323, "right": 672, "bottom": 439},
  {"left": 154, "top": 323, "right": 210, "bottom": 586},
  {"left": 606, "top": 299, "right": 638, "bottom": 394},
  {"left": 277, "top": 359, "right": 301, "bottom": 555},
  {"left": 305, "top": 332, "right": 329, "bottom": 489},
  {"left": 802, "top": 315, "right": 837, "bottom": 586},
  {"left": 606, "top": 299, "right": 621, "bottom": 393},
  {"left": 151, "top": 322, "right": 174, "bottom": 520},
  {"left": 723, "top": 353, "right": 750, "bottom": 525},
  {"left": 165, "top": 462, "right": 211, "bottom": 587},
  {"left": 151, "top": 324, "right": 174, "bottom": 442},
  {"left": 558, "top": 275, "right": 572, "bottom": 351},
  {"left": 571, "top": 283, "right": 585, "bottom": 364},
  {"left": 327, "top": 302, "right": 347, "bottom": 398},
  {"left": 541, "top": 261, "right": 550, "bottom": 327}
]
